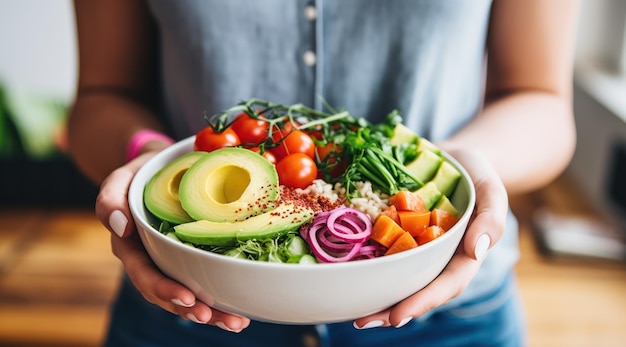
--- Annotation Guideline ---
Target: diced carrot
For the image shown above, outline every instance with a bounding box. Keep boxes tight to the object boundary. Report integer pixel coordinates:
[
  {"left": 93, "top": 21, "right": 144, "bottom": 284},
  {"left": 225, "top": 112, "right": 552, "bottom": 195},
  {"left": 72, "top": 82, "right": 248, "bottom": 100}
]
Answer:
[
  {"left": 397, "top": 210, "right": 431, "bottom": 237},
  {"left": 430, "top": 209, "right": 459, "bottom": 232},
  {"left": 384, "top": 231, "right": 419, "bottom": 256},
  {"left": 415, "top": 225, "right": 446, "bottom": 245},
  {"left": 378, "top": 205, "right": 401, "bottom": 225},
  {"left": 388, "top": 191, "right": 427, "bottom": 212},
  {"left": 371, "top": 215, "right": 406, "bottom": 248}
]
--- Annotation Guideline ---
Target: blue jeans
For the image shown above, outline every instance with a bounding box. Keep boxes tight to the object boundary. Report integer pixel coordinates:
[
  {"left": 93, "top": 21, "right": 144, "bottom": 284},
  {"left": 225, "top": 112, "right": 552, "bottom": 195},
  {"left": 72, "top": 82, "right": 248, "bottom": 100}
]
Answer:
[{"left": 104, "top": 272, "right": 526, "bottom": 347}]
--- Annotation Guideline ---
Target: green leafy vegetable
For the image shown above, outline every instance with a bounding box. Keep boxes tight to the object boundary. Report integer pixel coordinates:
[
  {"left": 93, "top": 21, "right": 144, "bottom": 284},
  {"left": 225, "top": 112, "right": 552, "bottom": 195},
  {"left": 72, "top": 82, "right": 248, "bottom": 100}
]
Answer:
[{"left": 205, "top": 99, "right": 424, "bottom": 199}]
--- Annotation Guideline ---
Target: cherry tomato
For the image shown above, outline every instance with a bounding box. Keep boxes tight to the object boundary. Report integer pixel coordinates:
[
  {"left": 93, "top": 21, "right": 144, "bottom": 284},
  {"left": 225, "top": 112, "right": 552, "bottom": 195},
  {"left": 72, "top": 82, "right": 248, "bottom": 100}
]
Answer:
[
  {"left": 276, "top": 153, "right": 318, "bottom": 189},
  {"left": 248, "top": 147, "right": 277, "bottom": 164},
  {"left": 194, "top": 126, "right": 240, "bottom": 152},
  {"left": 262, "top": 150, "right": 277, "bottom": 164},
  {"left": 279, "top": 121, "right": 300, "bottom": 133},
  {"left": 304, "top": 124, "right": 325, "bottom": 141},
  {"left": 315, "top": 142, "right": 339, "bottom": 161},
  {"left": 271, "top": 129, "right": 315, "bottom": 161},
  {"left": 315, "top": 142, "right": 346, "bottom": 179},
  {"left": 230, "top": 112, "right": 269, "bottom": 145}
]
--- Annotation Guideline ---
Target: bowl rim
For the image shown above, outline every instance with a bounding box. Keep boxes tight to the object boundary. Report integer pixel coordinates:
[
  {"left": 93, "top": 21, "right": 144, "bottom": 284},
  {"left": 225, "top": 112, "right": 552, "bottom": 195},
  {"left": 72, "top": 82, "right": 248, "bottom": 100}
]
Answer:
[{"left": 129, "top": 136, "right": 476, "bottom": 269}]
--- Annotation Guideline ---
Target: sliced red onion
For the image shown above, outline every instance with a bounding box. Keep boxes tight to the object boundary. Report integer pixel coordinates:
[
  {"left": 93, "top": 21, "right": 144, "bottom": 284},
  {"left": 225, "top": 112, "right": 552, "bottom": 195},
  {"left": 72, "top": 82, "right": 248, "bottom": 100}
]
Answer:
[{"left": 300, "top": 207, "right": 374, "bottom": 263}]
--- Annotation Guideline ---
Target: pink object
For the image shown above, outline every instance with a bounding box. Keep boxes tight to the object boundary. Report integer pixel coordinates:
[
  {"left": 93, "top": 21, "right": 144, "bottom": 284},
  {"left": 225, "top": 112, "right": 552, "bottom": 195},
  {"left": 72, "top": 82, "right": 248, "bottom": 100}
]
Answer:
[{"left": 126, "top": 130, "right": 175, "bottom": 162}]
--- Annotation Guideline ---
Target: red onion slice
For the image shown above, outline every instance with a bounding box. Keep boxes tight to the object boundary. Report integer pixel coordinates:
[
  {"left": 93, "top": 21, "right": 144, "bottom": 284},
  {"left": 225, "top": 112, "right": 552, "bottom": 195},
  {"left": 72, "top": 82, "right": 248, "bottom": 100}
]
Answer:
[{"left": 301, "top": 207, "right": 374, "bottom": 263}]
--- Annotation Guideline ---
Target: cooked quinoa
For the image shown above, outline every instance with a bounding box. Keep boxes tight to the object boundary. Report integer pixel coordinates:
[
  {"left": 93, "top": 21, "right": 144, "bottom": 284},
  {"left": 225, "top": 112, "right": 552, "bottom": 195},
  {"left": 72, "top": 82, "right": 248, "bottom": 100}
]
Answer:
[{"left": 297, "top": 179, "right": 389, "bottom": 220}]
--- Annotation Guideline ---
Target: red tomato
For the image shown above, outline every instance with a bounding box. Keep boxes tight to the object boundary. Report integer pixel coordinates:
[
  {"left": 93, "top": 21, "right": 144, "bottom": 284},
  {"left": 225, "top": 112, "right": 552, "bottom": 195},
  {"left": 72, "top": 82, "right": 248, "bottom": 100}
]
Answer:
[
  {"left": 194, "top": 126, "right": 240, "bottom": 152},
  {"left": 276, "top": 153, "right": 318, "bottom": 189},
  {"left": 271, "top": 129, "right": 315, "bottom": 161},
  {"left": 248, "top": 147, "right": 277, "bottom": 164},
  {"left": 262, "top": 151, "right": 277, "bottom": 164},
  {"left": 315, "top": 142, "right": 346, "bottom": 178},
  {"left": 230, "top": 112, "right": 269, "bottom": 145},
  {"left": 315, "top": 142, "right": 339, "bottom": 161},
  {"left": 280, "top": 121, "right": 300, "bottom": 132}
]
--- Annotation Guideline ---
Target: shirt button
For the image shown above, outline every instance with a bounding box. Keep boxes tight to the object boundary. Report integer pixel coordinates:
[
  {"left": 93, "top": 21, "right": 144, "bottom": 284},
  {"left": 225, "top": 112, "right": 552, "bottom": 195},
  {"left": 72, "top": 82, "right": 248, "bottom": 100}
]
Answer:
[
  {"left": 302, "top": 51, "right": 317, "bottom": 66},
  {"left": 304, "top": 6, "right": 317, "bottom": 21}
]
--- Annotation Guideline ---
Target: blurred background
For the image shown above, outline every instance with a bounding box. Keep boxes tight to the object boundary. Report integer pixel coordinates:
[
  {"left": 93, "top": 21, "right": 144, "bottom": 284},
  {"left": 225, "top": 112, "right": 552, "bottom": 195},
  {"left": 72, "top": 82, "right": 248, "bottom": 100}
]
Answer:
[{"left": 0, "top": 1, "right": 625, "bottom": 346}]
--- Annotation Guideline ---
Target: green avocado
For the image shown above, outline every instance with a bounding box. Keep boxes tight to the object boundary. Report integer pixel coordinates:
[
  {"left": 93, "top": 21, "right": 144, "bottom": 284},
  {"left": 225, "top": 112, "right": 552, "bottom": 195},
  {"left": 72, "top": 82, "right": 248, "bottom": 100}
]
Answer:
[
  {"left": 430, "top": 161, "right": 462, "bottom": 197},
  {"left": 433, "top": 195, "right": 459, "bottom": 215},
  {"left": 414, "top": 182, "right": 443, "bottom": 211},
  {"left": 178, "top": 147, "right": 279, "bottom": 223},
  {"left": 144, "top": 151, "right": 207, "bottom": 224},
  {"left": 417, "top": 138, "right": 441, "bottom": 155},
  {"left": 173, "top": 202, "right": 314, "bottom": 246},
  {"left": 390, "top": 123, "right": 419, "bottom": 146},
  {"left": 405, "top": 149, "right": 443, "bottom": 183}
]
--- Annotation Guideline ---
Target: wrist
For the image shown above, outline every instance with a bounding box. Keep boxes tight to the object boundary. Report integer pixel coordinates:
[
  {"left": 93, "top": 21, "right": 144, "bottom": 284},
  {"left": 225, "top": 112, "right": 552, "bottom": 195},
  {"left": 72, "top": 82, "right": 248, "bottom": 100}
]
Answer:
[{"left": 126, "top": 129, "right": 175, "bottom": 162}]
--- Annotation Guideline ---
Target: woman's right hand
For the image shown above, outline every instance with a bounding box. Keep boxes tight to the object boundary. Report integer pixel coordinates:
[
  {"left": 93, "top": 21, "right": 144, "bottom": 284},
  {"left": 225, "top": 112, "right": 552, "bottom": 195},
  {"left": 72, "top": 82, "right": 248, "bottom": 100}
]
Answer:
[{"left": 94, "top": 152, "right": 251, "bottom": 333}]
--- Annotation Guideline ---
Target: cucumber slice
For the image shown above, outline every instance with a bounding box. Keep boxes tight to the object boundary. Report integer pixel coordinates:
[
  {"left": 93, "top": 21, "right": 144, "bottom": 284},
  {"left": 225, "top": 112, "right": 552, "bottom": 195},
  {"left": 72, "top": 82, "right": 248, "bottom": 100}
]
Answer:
[
  {"left": 414, "top": 182, "right": 443, "bottom": 211},
  {"left": 417, "top": 138, "right": 441, "bottom": 155},
  {"left": 430, "top": 161, "right": 462, "bottom": 197},
  {"left": 405, "top": 149, "right": 443, "bottom": 183},
  {"left": 433, "top": 195, "right": 459, "bottom": 215},
  {"left": 390, "top": 123, "right": 419, "bottom": 146}
]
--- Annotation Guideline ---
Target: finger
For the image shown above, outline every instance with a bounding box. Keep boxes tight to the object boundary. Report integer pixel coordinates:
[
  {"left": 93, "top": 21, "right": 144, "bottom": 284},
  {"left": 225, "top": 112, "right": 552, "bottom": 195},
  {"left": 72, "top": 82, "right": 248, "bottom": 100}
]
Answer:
[
  {"left": 450, "top": 150, "right": 508, "bottom": 260},
  {"left": 387, "top": 251, "right": 482, "bottom": 326},
  {"left": 95, "top": 154, "right": 154, "bottom": 238},
  {"left": 354, "top": 243, "right": 485, "bottom": 328},
  {"left": 110, "top": 233, "right": 192, "bottom": 305},
  {"left": 111, "top": 234, "right": 251, "bottom": 332},
  {"left": 462, "top": 176, "right": 508, "bottom": 261},
  {"left": 353, "top": 310, "right": 393, "bottom": 329},
  {"left": 205, "top": 308, "right": 251, "bottom": 332}
]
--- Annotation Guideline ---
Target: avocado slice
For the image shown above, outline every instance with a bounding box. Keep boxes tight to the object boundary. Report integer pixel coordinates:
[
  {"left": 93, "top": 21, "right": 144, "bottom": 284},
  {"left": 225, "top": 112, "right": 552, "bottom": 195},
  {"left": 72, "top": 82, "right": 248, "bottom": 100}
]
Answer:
[
  {"left": 173, "top": 203, "right": 314, "bottom": 246},
  {"left": 179, "top": 147, "right": 279, "bottom": 223},
  {"left": 417, "top": 138, "right": 441, "bottom": 155},
  {"left": 405, "top": 149, "right": 443, "bottom": 183},
  {"left": 433, "top": 195, "right": 459, "bottom": 215},
  {"left": 414, "top": 182, "right": 443, "bottom": 211},
  {"left": 144, "top": 151, "right": 207, "bottom": 224},
  {"left": 429, "top": 161, "right": 462, "bottom": 197},
  {"left": 390, "top": 123, "right": 419, "bottom": 146}
]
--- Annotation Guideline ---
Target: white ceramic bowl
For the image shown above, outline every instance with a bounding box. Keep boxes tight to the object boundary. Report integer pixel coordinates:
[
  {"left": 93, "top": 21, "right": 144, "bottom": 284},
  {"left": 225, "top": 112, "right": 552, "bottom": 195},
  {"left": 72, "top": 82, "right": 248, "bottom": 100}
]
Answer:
[{"left": 129, "top": 136, "right": 476, "bottom": 324}]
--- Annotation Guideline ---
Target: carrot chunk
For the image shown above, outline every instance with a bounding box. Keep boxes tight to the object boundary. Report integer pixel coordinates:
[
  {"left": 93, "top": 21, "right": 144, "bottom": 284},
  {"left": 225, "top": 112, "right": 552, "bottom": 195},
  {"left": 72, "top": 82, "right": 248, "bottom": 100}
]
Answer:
[
  {"left": 371, "top": 215, "right": 406, "bottom": 248},
  {"left": 378, "top": 205, "right": 401, "bottom": 225},
  {"left": 415, "top": 225, "right": 446, "bottom": 245},
  {"left": 397, "top": 210, "right": 431, "bottom": 237},
  {"left": 388, "top": 191, "right": 427, "bottom": 212},
  {"left": 430, "top": 209, "right": 459, "bottom": 231},
  {"left": 385, "top": 231, "right": 419, "bottom": 256}
]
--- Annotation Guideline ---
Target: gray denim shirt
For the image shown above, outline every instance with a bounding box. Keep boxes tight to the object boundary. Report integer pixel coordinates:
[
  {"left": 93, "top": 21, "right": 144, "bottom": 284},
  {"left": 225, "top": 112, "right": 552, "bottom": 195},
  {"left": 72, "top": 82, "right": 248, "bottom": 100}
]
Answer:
[{"left": 147, "top": 0, "right": 519, "bottom": 314}]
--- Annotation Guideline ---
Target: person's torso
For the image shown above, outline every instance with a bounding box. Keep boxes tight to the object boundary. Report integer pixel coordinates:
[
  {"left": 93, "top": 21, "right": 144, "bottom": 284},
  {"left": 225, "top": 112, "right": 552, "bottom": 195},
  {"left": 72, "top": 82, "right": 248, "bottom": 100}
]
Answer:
[
  {"left": 148, "top": 0, "right": 491, "bottom": 141},
  {"left": 147, "top": 0, "right": 518, "bottom": 312}
]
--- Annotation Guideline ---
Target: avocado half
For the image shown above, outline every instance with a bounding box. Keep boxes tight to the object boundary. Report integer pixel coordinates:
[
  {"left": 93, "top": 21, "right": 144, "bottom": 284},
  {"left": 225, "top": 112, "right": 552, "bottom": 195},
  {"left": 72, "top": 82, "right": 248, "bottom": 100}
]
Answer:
[
  {"left": 178, "top": 147, "right": 280, "bottom": 223},
  {"left": 174, "top": 202, "right": 314, "bottom": 246},
  {"left": 144, "top": 151, "right": 207, "bottom": 224}
]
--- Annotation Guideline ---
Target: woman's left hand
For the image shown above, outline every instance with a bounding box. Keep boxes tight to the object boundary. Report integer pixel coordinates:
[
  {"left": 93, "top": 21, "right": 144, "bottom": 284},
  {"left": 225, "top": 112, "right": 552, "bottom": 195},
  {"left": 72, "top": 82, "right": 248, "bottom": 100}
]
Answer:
[{"left": 353, "top": 148, "right": 509, "bottom": 329}]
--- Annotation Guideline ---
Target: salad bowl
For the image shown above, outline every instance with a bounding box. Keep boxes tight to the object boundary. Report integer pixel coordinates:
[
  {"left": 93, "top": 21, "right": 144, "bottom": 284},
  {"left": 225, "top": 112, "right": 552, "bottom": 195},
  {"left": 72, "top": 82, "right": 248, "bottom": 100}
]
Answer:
[{"left": 129, "top": 135, "right": 475, "bottom": 324}]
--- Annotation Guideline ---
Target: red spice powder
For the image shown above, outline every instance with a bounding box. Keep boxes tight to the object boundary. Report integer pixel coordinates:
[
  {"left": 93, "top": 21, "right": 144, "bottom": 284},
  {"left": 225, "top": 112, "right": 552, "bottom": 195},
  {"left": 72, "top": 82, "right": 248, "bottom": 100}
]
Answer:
[{"left": 280, "top": 186, "right": 343, "bottom": 213}]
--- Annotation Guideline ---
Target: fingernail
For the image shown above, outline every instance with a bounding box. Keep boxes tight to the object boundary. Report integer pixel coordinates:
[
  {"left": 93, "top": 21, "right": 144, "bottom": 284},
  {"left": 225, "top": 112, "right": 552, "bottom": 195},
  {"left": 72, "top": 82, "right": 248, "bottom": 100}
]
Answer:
[
  {"left": 395, "top": 317, "right": 413, "bottom": 328},
  {"left": 354, "top": 320, "right": 384, "bottom": 329},
  {"left": 215, "top": 321, "right": 242, "bottom": 333},
  {"left": 474, "top": 234, "right": 491, "bottom": 261},
  {"left": 109, "top": 210, "right": 128, "bottom": 237},
  {"left": 171, "top": 298, "right": 194, "bottom": 308},
  {"left": 186, "top": 313, "right": 206, "bottom": 324}
]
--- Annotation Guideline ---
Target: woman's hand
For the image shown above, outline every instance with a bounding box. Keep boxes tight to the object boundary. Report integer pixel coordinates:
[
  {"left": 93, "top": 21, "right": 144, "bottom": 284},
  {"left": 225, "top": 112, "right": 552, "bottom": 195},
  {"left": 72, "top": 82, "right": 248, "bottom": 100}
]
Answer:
[
  {"left": 353, "top": 149, "right": 508, "bottom": 329},
  {"left": 95, "top": 152, "right": 251, "bottom": 333}
]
